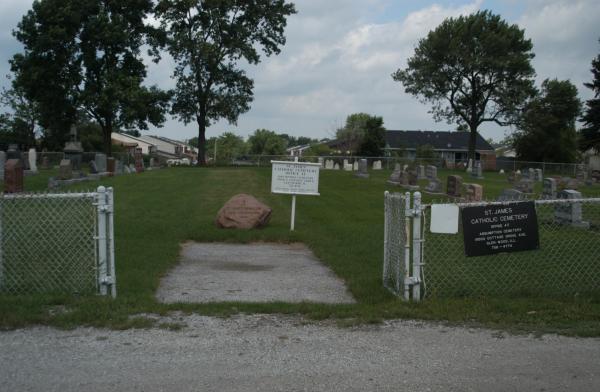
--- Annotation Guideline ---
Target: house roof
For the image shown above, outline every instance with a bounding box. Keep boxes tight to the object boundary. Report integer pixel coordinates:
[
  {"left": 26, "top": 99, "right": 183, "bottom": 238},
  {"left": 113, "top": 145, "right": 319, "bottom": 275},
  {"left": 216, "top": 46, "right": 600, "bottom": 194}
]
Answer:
[{"left": 385, "top": 130, "right": 494, "bottom": 151}]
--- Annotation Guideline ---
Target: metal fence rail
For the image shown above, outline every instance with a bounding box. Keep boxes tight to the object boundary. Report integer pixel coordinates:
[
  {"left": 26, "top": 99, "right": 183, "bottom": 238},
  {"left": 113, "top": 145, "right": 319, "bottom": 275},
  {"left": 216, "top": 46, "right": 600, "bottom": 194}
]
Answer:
[
  {"left": 0, "top": 186, "right": 116, "bottom": 297},
  {"left": 384, "top": 192, "right": 600, "bottom": 300}
]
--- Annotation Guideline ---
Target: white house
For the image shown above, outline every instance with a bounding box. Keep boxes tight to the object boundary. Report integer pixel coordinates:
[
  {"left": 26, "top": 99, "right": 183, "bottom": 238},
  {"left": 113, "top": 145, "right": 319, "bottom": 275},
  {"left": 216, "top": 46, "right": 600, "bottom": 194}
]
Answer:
[{"left": 111, "top": 132, "right": 157, "bottom": 155}]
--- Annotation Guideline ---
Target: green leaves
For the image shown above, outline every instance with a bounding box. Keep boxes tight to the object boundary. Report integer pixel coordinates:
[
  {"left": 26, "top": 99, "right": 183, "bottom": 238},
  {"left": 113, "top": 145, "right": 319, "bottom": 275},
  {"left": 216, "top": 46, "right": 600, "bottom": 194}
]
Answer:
[
  {"left": 393, "top": 10, "right": 536, "bottom": 160},
  {"left": 155, "top": 0, "right": 296, "bottom": 163}
]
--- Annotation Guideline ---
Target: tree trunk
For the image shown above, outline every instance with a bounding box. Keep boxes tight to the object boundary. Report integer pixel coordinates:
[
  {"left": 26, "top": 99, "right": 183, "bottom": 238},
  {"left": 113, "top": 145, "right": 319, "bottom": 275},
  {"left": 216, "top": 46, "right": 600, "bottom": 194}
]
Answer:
[
  {"left": 468, "top": 123, "right": 478, "bottom": 165},
  {"left": 103, "top": 121, "right": 113, "bottom": 156},
  {"left": 197, "top": 118, "right": 206, "bottom": 166}
]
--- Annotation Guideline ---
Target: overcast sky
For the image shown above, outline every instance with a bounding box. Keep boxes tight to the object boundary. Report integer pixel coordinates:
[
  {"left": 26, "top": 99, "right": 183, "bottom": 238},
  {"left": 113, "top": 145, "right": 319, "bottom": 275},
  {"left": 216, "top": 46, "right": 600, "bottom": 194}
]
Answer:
[{"left": 1, "top": 0, "right": 599, "bottom": 142}]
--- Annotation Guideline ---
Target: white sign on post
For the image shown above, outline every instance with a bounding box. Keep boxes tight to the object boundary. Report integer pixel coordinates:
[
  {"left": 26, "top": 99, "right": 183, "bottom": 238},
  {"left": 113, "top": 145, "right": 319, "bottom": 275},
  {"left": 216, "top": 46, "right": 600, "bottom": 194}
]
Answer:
[{"left": 271, "top": 160, "right": 321, "bottom": 230}]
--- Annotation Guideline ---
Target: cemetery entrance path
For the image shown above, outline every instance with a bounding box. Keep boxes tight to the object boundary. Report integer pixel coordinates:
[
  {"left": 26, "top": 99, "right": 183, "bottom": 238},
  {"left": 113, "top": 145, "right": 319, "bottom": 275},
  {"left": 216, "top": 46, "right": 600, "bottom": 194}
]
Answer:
[{"left": 1, "top": 313, "right": 599, "bottom": 392}]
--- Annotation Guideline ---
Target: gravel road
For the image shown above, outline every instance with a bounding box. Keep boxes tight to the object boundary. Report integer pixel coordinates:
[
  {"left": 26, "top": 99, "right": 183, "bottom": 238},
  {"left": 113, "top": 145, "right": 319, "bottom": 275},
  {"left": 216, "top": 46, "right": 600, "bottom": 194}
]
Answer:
[{"left": 2, "top": 314, "right": 599, "bottom": 391}]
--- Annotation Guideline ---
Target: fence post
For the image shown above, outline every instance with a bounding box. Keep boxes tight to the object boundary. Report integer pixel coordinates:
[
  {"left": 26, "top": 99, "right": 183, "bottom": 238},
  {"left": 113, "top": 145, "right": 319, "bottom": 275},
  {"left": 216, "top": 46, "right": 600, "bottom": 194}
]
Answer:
[
  {"left": 412, "top": 191, "right": 422, "bottom": 301},
  {"left": 107, "top": 187, "right": 116, "bottom": 298},
  {"left": 96, "top": 186, "right": 108, "bottom": 296},
  {"left": 0, "top": 196, "right": 3, "bottom": 290},
  {"left": 403, "top": 192, "right": 411, "bottom": 301}
]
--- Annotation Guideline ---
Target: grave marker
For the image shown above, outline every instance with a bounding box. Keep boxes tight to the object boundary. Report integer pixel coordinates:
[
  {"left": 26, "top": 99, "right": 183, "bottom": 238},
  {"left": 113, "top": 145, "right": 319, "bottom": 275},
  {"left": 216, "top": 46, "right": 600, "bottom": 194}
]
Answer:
[
  {"left": 4, "top": 159, "right": 23, "bottom": 193},
  {"left": 554, "top": 190, "right": 589, "bottom": 228},
  {"left": 542, "top": 178, "right": 557, "bottom": 199},
  {"left": 28, "top": 148, "right": 37, "bottom": 173},
  {"left": 446, "top": 175, "right": 463, "bottom": 198},
  {"left": 354, "top": 159, "right": 369, "bottom": 178}
]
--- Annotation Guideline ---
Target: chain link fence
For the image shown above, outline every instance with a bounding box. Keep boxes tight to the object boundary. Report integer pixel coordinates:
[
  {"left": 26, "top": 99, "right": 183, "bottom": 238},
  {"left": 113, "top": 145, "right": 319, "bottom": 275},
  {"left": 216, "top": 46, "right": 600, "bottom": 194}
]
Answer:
[
  {"left": 422, "top": 198, "right": 600, "bottom": 299},
  {"left": 383, "top": 191, "right": 409, "bottom": 297},
  {"left": 0, "top": 187, "right": 116, "bottom": 296},
  {"left": 385, "top": 193, "right": 600, "bottom": 299}
]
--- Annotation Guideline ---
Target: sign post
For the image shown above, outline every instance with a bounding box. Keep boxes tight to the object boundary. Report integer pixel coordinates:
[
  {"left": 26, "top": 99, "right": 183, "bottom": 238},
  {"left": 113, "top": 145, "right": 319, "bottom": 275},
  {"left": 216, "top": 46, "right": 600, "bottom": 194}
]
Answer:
[{"left": 271, "top": 159, "right": 320, "bottom": 231}]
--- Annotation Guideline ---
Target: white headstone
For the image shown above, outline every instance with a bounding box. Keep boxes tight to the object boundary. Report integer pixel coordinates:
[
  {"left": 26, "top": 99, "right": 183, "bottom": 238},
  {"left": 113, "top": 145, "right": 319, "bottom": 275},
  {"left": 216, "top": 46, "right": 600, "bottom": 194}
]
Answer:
[
  {"left": 372, "top": 160, "right": 382, "bottom": 170},
  {"left": 344, "top": 162, "right": 353, "bottom": 171},
  {"left": 317, "top": 157, "right": 324, "bottom": 167},
  {"left": 28, "top": 148, "right": 37, "bottom": 173},
  {"left": 333, "top": 163, "right": 340, "bottom": 170},
  {"left": 325, "top": 159, "right": 334, "bottom": 170},
  {"left": 352, "top": 161, "right": 358, "bottom": 171},
  {"left": 499, "top": 169, "right": 505, "bottom": 174}
]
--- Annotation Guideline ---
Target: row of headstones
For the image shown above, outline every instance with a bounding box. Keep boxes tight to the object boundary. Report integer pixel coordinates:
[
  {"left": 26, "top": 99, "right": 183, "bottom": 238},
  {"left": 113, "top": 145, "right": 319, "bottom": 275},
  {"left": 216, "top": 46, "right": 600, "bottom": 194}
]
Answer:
[
  {"left": 321, "top": 158, "right": 383, "bottom": 171},
  {"left": 0, "top": 147, "right": 39, "bottom": 182}
]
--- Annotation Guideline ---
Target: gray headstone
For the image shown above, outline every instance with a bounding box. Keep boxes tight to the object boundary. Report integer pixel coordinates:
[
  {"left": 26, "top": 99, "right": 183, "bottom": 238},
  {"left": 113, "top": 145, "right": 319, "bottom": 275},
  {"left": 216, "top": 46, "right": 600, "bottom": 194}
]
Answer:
[
  {"left": 417, "top": 165, "right": 426, "bottom": 180},
  {"left": 542, "top": 178, "right": 557, "bottom": 199},
  {"left": 497, "top": 189, "right": 526, "bottom": 202},
  {"left": 554, "top": 189, "right": 589, "bottom": 228},
  {"left": 89, "top": 160, "right": 98, "bottom": 174},
  {"left": 58, "top": 159, "right": 73, "bottom": 180},
  {"left": 352, "top": 161, "right": 359, "bottom": 171},
  {"left": 325, "top": 160, "right": 334, "bottom": 170},
  {"left": 0, "top": 151, "right": 5, "bottom": 181},
  {"left": 424, "top": 178, "right": 443, "bottom": 194},
  {"left": 426, "top": 165, "right": 437, "bottom": 180},
  {"left": 333, "top": 163, "right": 340, "bottom": 170},
  {"left": 95, "top": 153, "right": 107, "bottom": 172},
  {"left": 355, "top": 159, "right": 369, "bottom": 178},
  {"left": 372, "top": 160, "right": 382, "bottom": 170},
  {"left": 515, "top": 178, "right": 534, "bottom": 194},
  {"left": 28, "top": 148, "right": 37, "bottom": 173}
]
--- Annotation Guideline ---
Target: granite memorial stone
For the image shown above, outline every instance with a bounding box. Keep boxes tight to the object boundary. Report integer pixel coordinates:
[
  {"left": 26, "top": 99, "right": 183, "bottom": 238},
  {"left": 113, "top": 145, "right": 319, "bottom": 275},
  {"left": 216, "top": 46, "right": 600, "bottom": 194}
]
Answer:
[{"left": 215, "top": 194, "right": 272, "bottom": 229}]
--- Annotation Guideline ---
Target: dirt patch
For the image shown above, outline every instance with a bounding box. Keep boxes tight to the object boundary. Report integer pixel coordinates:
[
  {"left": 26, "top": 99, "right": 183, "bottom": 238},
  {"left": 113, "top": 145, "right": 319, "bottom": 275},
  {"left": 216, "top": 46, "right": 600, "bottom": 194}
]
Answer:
[{"left": 156, "top": 242, "right": 356, "bottom": 304}]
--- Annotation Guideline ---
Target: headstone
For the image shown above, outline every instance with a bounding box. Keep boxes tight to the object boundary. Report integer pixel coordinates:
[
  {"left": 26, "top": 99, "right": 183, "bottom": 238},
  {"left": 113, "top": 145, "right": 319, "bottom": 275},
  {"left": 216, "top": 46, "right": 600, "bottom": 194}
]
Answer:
[
  {"left": 387, "top": 168, "right": 402, "bottom": 185},
  {"left": 417, "top": 165, "right": 426, "bottom": 180},
  {"left": 516, "top": 170, "right": 521, "bottom": 175},
  {"left": 352, "top": 161, "right": 358, "bottom": 171},
  {"left": 41, "top": 155, "right": 50, "bottom": 170},
  {"left": 527, "top": 168, "right": 535, "bottom": 180},
  {"left": 514, "top": 178, "right": 534, "bottom": 194},
  {"left": 107, "top": 157, "right": 116, "bottom": 173},
  {"left": 134, "top": 148, "right": 144, "bottom": 173},
  {"left": 115, "top": 159, "right": 124, "bottom": 175},
  {"left": 215, "top": 194, "right": 272, "bottom": 229},
  {"left": 343, "top": 159, "right": 349, "bottom": 168},
  {"left": 89, "top": 160, "right": 98, "bottom": 174},
  {"left": 372, "top": 160, "right": 382, "bottom": 170},
  {"left": 470, "top": 161, "right": 483, "bottom": 179},
  {"left": 95, "top": 153, "right": 107, "bottom": 173},
  {"left": 402, "top": 164, "right": 409, "bottom": 172},
  {"left": 355, "top": 159, "right": 369, "bottom": 178},
  {"left": 508, "top": 171, "right": 522, "bottom": 184},
  {"left": 333, "top": 163, "right": 340, "bottom": 170},
  {"left": 591, "top": 170, "right": 600, "bottom": 183},
  {"left": 466, "top": 159, "right": 473, "bottom": 173},
  {"left": 149, "top": 157, "right": 155, "bottom": 168},
  {"left": 394, "top": 163, "right": 401, "bottom": 171},
  {"left": 343, "top": 162, "right": 353, "bottom": 171},
  {"left": 408, "top": 170, "right": 418, "bottom": 186},
  {"left": 325, "top": 160, "right": 333, "bottom": 170},
  {"left": 499, "top": 169, "right": 505, "bottom": 174},
  {"left": 22, "top": 151, "right": 30, "bottom": 170},
  {"left": 4, "top": 159, "right": 24, "bottom": 193},
  {"left": 446, "top": 175, "right": 463, "bottom": 198},
  {"left": 497, "top": 188, "right": 526, "bottom": 202},
  {"left": 560, "top": 177, "right": 579, "bottom": 190},
  {"left": 124, "top": 164, "right": 132, "bottom": 174},
  {"left": 6, "top": 144, "right": 21, "bottom": 160},
  {"left": 542, "top": 178, "right": 557, "bottom": 199},
  {"left": 426, "top": 165, "right": 437, "bottom": 180},
  {"left": 129, "top": 163, "right": 137, "bottom": 173},
  {"left": 0, "top": 151, "right": 5, "bottom": 181},
  {"left": 317, "top": 157, "right": 324, "bottom": 168},
  {"left": 63, "top": 126, "right": 83, "bottom": 170},
  {"left": 424, "top": 178, "right": 443, "bottom": 194},
  {"left": 534, "top": 169, "right": 543, "bottom": 182},
  {"left": 464, "top": 183, "right": 483, "bottom": 202},
  {"left": 27, "top": 148, "right": 38, "bottom": 173},
  {"left": 58, "top": 159, "right": 73, "bottom": 180},
  {"left": 554, "top": 190, "right": 589, "bottom": 228}
]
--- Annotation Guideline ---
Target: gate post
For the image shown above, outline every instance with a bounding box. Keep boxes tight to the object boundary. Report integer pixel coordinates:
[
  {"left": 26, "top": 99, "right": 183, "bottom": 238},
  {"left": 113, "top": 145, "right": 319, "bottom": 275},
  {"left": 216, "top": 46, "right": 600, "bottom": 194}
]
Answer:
[
  {"left": 412, "top": 192, "right": 423, "bottom": 301},
  {"left": 96, "top": 186, "right": 108, "bottom": 296},
  {"left": 107, "top": 187, "right": 116, "bottom": 298},
  {"left": 403, "top": 192, "right": 411, "bottom": 301}
]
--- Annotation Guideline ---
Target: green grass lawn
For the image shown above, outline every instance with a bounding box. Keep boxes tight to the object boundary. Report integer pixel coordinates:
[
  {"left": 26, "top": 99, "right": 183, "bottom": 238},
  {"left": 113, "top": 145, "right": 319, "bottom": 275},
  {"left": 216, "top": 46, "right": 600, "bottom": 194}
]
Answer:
[{"left": 2, "top": 166, "right": 600, "bottom": 336}]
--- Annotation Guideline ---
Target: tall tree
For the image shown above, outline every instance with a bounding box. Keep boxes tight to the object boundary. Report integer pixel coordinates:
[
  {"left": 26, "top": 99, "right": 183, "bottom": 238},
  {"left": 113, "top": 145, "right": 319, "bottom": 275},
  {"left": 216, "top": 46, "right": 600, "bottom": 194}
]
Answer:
[
  {"left": 356, "top": 115, "right": 385, "bottom": 157},
  {"left": 247, "top": 129, "right": 286, "bottom": 156},
  {"left": 393, "top": 11, "right": 536, "bottom": 162},
  {"left": 155, "top": 0, "right": 296, "bottom": 165},
  {"left": 335, "top": 113, "right": 371, "bottom": 154},
  {"left": 580, "top": 40, "right": 600, "bottom": 152},
  {"left": 11, "top": 0, "right": 171, "bottom": 155},
  {"left": 0, "top": 83, "right": 39, "bottom": 148},
  {"left": 513, "top": 79, "right": 581, "bottom": 163}
]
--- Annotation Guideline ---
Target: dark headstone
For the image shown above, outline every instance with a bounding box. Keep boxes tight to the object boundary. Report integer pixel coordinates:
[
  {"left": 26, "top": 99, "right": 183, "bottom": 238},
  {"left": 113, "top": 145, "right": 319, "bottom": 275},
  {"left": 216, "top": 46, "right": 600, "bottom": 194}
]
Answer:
[
  {"left": 134, "top": 148, "right": 144, "bottom": 173},
  {"left": 446, "top": 175, "right": 463, "bottom": 198},
  {"left": 4, "top": 159, "right": 24, "bottom": 193},
  {"left": 464, "top": 183, "right": 483, "bottom": 202},
  {"left": 107, "top": 157, "right": 116, "bottom": 173},
  {"left": 58, "top": 159, "right": 73, "bottom": 180}
]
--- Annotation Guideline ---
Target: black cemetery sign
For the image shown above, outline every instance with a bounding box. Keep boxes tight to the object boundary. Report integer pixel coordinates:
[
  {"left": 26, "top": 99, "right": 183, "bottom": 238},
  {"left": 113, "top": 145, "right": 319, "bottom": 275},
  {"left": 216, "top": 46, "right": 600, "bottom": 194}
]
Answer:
[{"left": 461, "top": 201, "right": 539, "bottom": 257}]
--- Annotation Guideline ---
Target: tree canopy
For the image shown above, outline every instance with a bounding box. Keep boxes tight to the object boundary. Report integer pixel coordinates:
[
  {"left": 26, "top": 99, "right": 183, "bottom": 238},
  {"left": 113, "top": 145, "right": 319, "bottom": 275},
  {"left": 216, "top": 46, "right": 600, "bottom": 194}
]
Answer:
[
  {"left": 356, "top": 116, "right": 386, "bottom": 157},
  {"left": 392, "top": 10, "right": 536, "bottom": 162},
  {"left": 247, "top": 129, "right": 286, "bottom": 156},
  {"left": 513, "top": 79, "right": 581, "bottom": 163},
  {"left": 155, "top": 0, "right": 296, "bottom": 164},
  {"left": 11, "top": 0, "right": 171, "bottom": 154},
  {"left": 580, "top": 40, "right": 600, "bottom": 152}
]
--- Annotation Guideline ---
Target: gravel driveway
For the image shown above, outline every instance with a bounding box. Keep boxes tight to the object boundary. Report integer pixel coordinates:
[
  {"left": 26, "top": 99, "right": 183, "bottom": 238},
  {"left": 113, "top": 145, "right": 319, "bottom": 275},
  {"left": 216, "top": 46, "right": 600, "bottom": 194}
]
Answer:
[{"left": 2, "top": 314, "right": 599, "bottom": 391}]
